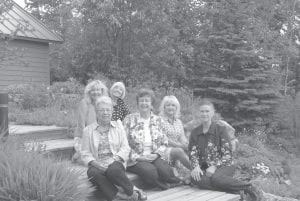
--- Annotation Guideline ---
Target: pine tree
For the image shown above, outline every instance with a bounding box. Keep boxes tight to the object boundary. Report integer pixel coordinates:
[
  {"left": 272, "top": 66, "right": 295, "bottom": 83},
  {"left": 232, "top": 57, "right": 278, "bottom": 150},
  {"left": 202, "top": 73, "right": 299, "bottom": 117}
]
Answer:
[{"left": 192, "top": 0, "right": 281, "bottom": 129}]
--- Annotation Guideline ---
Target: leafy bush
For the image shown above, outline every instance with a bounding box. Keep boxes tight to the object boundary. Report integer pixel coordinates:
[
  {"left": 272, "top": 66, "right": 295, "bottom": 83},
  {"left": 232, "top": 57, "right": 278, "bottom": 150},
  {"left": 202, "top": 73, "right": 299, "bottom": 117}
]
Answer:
[
  {"left": 5, "top": 84, "right": 51, "bottom": 110},
  {"left": 50, "top": 79, "right": 83, "bottom": 94},
  {"left": 10, "top": 105, "right": 77, "bottom": 128},
  {"left": 0, "top": 139, "right": 93, "bottom": 201}
]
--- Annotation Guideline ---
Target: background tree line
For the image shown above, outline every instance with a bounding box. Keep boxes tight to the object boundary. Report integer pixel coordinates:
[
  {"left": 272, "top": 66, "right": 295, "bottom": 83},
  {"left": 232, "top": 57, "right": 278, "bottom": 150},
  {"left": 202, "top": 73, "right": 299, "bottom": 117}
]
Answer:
[{"left": 8, "top": 0, "right": 300, "bottom": 134}]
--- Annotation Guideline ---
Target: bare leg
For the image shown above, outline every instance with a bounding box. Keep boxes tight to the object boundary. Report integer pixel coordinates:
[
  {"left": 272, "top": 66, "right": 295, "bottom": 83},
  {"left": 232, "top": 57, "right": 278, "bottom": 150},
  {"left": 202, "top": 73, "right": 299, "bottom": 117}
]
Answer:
[{"left": 170, "top": 147, "right": 191, "bottom": 170}]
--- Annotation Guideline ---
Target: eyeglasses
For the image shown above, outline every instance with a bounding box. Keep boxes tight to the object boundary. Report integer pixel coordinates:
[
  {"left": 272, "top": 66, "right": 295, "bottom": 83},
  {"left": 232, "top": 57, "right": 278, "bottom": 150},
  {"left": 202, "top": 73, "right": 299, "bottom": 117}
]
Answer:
[{"left": 96, "top": 108, "right": 112, "bottom": 113}]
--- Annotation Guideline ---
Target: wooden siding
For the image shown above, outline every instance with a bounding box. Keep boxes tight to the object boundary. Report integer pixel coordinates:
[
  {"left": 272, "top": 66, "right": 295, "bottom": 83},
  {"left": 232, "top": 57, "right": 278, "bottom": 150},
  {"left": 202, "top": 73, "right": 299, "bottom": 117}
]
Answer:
[{"left": 0, "top": 39, "right": 50, "bottom": 88}]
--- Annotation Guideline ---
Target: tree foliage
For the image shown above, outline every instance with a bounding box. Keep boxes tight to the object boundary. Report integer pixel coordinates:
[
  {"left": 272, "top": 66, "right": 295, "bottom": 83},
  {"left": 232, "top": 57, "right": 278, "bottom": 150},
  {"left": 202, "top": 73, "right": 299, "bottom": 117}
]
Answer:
[{"left": 20, "top": 0, "right": 300, "bottom": 129}]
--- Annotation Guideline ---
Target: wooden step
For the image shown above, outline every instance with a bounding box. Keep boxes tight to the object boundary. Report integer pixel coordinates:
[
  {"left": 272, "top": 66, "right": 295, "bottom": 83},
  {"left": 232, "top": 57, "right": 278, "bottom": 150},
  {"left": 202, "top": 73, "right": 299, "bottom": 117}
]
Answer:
[
  {"left": 43, "top": 138, "right": 75, "bottom": 160},
  {"left": 9, "top": 125, "right": 70, "bottom": 141}
]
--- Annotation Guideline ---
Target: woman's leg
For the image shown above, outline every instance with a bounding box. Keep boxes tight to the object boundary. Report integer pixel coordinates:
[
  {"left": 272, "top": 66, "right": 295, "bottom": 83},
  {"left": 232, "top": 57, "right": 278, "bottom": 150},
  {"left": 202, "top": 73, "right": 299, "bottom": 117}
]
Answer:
[
  {"left": 153, "top": 158, "right": 181, "bottom": 184},
  {"left": 211, "top": 166, "right": 251, "bottom": 192},
  {"left": 127, "top": 161, "right": 169, "bottom": 190},
  {"left": 106, "top": 161, "right": 134, "bottom": 196},
  {"left": 170, "top": 147, "right": 191, "bottom": 170},
  {"left": 87, "top": 166, "right": 118, "bottom": 201}
]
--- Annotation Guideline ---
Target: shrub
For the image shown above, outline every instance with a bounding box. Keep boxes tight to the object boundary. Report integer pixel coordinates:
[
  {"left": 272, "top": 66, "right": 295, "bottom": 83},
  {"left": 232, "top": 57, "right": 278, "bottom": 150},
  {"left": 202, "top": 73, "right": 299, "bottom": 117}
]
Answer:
[
  {"left": 50, "top": 79, "right": 83, "bottom": 95},
  {"left": 0, "top": 139, "right": 93, "bottom": 201},
  {"left": 5, "top": 84, "right": 51, "bottom": 110},
  {"left": 10, "top": 105, "right": 77, "bottom": 128}
]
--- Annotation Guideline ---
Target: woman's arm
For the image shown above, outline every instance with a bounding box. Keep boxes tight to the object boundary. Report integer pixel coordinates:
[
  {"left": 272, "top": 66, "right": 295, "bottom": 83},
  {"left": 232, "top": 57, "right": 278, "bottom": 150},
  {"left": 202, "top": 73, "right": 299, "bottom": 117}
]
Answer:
[
  {"left": 114, "top": 121, "right": 130, "bottom": 162},
  {"left": 178, "top": 120, "right": 188, "bottom": 150},
  {"left": 217, "top": 120, "right": 238, "bottom": 153},
  {"left": 80, "top": 127, "right": 96, "bottom": 166}
]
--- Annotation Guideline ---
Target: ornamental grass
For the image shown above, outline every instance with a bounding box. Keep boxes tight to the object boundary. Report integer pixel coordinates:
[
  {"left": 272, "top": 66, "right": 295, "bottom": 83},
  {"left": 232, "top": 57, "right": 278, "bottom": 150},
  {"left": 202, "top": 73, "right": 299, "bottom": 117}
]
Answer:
[{"left": 0, "top": 138, "right": 93, "bottom": 201}]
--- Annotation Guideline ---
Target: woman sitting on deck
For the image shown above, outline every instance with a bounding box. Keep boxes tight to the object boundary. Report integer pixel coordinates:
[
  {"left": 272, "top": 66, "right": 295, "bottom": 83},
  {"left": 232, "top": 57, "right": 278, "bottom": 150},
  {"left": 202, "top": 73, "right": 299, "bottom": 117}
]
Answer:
[
  {"left": 81, "top": 96, "right": 146, "bottom": 201},
  {"left": 73, "top": 80, "right": 108, "bottom": 162},
  {"left": 124, "top": 89, "right": 182, "bottom": 190},
  {"left": 159, "top": 95, "right": 191, "bottom": 171},
  {"left": 188, "top": 99, "right": 263, "bottom": 201}
]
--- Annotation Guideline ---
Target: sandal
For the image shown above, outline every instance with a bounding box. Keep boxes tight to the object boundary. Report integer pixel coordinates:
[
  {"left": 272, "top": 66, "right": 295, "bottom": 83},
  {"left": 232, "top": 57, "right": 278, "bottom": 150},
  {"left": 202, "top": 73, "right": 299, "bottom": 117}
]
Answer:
[{"left": 134, "top": 189, "right": 147, "bottom": 201}]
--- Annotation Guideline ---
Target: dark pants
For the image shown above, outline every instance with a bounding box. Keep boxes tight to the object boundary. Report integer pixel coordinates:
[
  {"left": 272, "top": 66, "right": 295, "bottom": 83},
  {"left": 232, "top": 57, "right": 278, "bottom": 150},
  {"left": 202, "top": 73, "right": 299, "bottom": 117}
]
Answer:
[
  {"left": 192, "top": 166, "right": 251, "bottom": 193},
  {"left": 127, "top": 158, "right": 181, "bottom": 190},
  {"left": 87, "top": 161, "right": 134, "bottom": 201}
]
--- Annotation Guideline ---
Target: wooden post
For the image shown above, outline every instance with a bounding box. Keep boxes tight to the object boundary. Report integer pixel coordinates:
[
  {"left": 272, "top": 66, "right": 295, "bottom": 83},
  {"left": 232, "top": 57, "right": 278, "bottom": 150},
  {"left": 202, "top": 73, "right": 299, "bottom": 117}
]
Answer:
[{"left": 0, "top": 93, "right": 9, "bottom": 141}]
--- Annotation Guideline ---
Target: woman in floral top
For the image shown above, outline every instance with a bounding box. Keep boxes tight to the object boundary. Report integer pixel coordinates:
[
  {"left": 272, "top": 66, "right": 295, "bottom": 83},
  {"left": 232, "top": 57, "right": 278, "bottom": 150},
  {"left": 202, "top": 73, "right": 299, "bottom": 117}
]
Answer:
[
  {"left": 188, "top": 99, "right": 262, "bottom": 201},
  {"left": 124, "top": 89, "right": 181, "bottom": 190},
  {"left": 110, "top": 82, "right": 130, "bottom": 121},
  {"left": 159, "top": 95, "right": 191, "bottom": 170}
]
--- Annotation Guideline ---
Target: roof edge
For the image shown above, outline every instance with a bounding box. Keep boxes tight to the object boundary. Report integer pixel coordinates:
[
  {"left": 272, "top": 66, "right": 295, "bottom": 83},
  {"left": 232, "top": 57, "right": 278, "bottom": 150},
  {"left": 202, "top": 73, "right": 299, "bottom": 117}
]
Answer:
[{"left": 11, "top": 1, "right": 64, "bottom": 43}]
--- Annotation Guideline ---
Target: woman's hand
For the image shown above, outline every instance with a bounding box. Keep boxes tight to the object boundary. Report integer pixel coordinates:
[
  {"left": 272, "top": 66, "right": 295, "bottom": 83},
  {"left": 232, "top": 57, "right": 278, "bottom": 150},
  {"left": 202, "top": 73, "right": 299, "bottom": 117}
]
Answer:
[
  {"left": 89, "top": 160, "right": 107, "bottom": 172},
  {"left": 74, "top": 137, "right": 81, "bottom": 152},
  {"left": 191, "top": 166, "right": 203, "bottom": 181},
  {"left": 137, "top": 154, "right": 158, "bottom": 162},
  {"left": 206, "top": 165, "right": 217, "bottom": 177}
]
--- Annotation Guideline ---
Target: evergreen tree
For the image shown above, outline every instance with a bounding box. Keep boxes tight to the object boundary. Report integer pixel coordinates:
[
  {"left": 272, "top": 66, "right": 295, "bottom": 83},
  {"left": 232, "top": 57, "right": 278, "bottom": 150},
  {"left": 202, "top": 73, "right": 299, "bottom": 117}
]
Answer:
[{"left": 192, "top": 0, "right": 281, "bottom": 128}]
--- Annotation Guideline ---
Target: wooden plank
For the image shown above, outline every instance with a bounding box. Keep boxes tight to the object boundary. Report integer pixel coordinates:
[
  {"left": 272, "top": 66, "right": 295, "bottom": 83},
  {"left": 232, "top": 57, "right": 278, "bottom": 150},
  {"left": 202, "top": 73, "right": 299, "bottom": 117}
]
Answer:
[
  {"left": 8, "top": 39, "right": 49, "bottom": 50},
  {"left": 1, "top": 58, "right": 49, "bottom": 66},
  {"left": 178, "top": 191, "right": 226, "bottom": 201},
  {"left": 0, "top": 70, "right": 48, "bottom": 76},
  {"left": 147, "top": 186, "right": 191, "bottom": 200},
  {"left": 0, "top": 80, "right": 47, "bottom": 86},
  {"left": 208, "top": 193, "right": 240, "bottom": 201},
  {"left": 0, "top": 74, "right": 48, "bottom": 80},
  {"left": 151, "top": 187, "right": 209, "bottom": 201},
  {"left": 0, "top": 75, "right": 49, "bottom": 82},
  {"left": 1, "top": 66, "right": 49, "bottom": 72},
  {"left": 43, "top": 139, "right": 74, "bottom": 151}
]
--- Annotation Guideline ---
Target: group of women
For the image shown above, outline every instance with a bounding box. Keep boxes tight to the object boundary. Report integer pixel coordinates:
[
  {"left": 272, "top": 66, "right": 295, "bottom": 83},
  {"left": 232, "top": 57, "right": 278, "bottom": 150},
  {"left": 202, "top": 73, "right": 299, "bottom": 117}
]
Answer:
[{"left": 74, "top": 80, "right": 262, "bottom": 201}]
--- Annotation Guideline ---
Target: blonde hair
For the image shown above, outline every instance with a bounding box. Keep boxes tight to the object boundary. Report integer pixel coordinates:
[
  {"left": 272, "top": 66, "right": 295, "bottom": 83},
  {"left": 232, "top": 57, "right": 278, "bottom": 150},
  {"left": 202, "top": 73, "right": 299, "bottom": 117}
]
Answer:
[
  {"left": 159, "top": 95, "right": 181, "bottom": 119},
  {"left": 95, "top": 96, "right": 113, "bottom": 109},
  {"left": 84, "top": 80, "right": 108, "bottom": 103},
  {"left": 110, "top": 82, "right": 126, "bottom": 99}
]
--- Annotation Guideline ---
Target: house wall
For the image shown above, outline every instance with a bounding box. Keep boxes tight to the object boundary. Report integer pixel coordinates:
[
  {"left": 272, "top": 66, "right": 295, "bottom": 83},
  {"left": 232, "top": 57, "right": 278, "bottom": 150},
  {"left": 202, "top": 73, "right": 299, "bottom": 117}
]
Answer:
[{"left": 0, "top": 39, "right": 50, "bottom": 88}]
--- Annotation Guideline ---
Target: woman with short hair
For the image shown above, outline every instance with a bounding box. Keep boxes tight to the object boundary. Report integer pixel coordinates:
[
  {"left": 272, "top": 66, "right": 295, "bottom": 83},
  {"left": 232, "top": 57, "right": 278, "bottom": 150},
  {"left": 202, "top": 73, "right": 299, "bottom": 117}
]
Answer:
[
  {"left": 124, "top": 89, "right": 181, "bottom": 190},
  {"left": 81, "top": 96, "right": 146, "bottom": 201},
  {"left": 189, "top": 99, "right": 262, "bottom": 201}
]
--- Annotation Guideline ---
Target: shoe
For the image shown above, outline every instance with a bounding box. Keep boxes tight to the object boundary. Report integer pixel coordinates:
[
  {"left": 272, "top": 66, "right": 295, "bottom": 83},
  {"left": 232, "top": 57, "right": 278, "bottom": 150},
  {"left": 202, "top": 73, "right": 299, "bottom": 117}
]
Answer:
[
  {"left": 168, "top": 181, "right": 184, "bottom": 188},
  {"left": 114, "top": 191, "right": 139, "bottom": 201},
  {"left": 134, "top": 189, "right": 147, "bottom": 201},
  {"left": 244, "top": 184, "right": 263, "bottom": 201},
  {"left": 181, "top": 174, "right": 192, "bottom": 185}
]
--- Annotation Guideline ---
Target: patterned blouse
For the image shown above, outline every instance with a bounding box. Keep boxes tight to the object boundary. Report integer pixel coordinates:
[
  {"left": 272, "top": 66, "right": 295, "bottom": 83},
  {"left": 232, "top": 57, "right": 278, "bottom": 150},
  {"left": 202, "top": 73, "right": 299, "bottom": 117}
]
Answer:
[
  {"left": 188, "top": 121, "right": 234, "bottom": 170},
  {"left": 161, "top": 117, "right": 185, "bottom": 143},
  {"left": 112, "top": 98, "right": 130, "bottom": 121},
  {"left": 97, "top": 129, "right": 114, "bottom": 168},
  {"left": 123, "top": 112, "right": 168, "bottom": 166}
]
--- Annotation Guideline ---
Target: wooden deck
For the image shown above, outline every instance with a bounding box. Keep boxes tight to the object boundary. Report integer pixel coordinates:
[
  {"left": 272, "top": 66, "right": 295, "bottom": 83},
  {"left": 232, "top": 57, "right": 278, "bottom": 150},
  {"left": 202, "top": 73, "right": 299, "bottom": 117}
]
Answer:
[{"left": 145, "top": 186, "right": 240, "bottom": 201}]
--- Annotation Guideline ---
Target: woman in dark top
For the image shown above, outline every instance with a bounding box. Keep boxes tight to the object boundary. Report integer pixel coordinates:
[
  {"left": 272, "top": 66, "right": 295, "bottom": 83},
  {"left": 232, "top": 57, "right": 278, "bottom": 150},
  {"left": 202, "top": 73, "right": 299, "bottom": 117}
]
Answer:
[
  {"left": 110, "top": 82, "right": 130, "bottom": 121},
  {"left": 188, "top": 99, "right": 263, "bottom": 201}
]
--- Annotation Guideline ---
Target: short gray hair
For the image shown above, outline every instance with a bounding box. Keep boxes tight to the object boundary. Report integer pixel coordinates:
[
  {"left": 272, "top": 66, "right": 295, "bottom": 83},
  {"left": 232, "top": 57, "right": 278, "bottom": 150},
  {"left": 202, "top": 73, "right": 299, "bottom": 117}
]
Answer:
[{"left": 95, "top": 96, "right": 113, "bottom": 109}]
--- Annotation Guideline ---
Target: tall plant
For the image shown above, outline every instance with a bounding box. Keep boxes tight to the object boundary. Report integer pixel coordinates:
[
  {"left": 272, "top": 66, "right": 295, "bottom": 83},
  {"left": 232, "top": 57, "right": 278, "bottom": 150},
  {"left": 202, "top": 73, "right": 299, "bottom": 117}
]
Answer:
[{"left": 0, "top": 139, "right": 93, "bottom": 201}]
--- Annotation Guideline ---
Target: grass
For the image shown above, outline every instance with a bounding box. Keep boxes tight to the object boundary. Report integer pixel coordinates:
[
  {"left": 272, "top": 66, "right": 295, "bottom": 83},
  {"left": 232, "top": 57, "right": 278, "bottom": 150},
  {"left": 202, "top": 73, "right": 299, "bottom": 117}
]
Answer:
[{"left": 0, "top": 138, "right": 93, "bottom": 201}]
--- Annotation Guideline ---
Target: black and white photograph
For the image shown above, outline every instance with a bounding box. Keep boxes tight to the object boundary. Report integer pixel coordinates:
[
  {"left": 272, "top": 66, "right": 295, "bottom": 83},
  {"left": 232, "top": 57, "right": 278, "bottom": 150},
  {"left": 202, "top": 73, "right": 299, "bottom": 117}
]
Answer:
[{"left": 0, "top": 0, "right": 300, "bottom": 200}]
